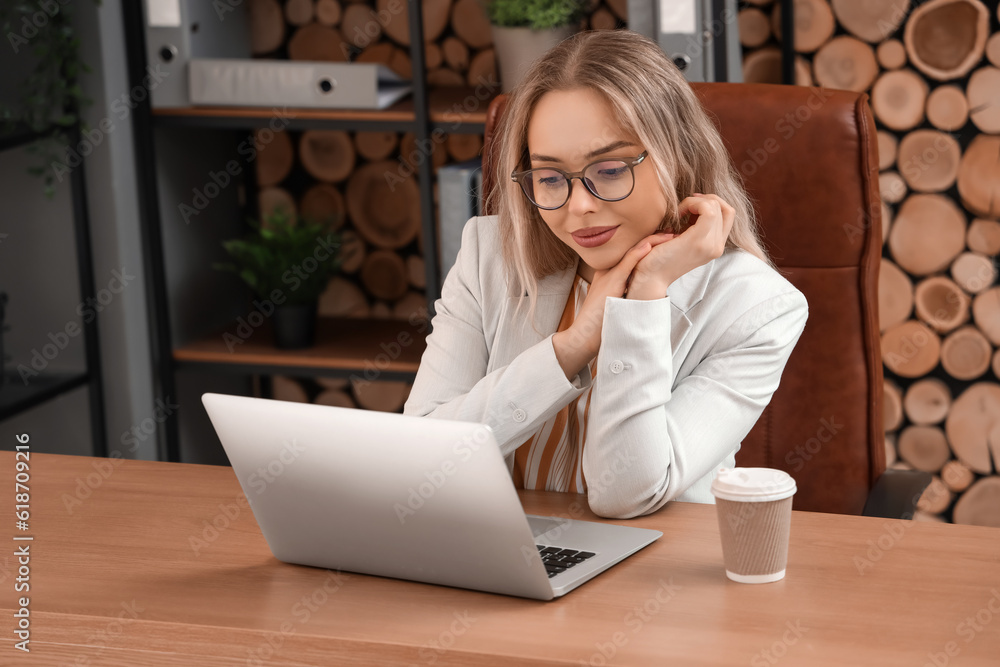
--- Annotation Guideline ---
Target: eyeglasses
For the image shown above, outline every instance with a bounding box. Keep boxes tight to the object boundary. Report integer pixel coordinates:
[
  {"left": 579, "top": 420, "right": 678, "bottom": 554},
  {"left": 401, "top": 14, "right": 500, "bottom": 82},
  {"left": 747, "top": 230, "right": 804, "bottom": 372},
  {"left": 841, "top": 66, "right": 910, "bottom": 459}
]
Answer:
[{"left": 510, "top": 151, "right": 648, "bottom": 210}]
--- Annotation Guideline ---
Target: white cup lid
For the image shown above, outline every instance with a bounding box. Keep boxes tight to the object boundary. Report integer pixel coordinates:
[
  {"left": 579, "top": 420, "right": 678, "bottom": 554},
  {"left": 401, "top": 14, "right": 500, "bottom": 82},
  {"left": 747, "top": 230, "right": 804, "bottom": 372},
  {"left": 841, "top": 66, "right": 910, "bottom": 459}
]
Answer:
[{"left": 710, "top": 467, "right": 797, "bottom": 502}]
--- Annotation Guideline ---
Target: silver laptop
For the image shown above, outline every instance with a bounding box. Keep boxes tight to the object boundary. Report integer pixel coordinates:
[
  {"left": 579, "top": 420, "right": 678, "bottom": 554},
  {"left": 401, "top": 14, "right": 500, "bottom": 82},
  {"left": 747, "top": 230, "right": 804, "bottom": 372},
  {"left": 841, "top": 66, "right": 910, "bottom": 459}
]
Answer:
[{"left": 201, "top": 392, "right": 662, "bottom": 600}]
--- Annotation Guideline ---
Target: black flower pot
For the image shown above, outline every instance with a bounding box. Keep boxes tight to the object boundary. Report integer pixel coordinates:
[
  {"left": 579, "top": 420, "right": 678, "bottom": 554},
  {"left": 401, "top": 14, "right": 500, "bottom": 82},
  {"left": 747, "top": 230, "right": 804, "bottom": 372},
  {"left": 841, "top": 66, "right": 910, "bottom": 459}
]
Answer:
[{"left": 272, "top": 302, "right": 317, "bottom": 350}]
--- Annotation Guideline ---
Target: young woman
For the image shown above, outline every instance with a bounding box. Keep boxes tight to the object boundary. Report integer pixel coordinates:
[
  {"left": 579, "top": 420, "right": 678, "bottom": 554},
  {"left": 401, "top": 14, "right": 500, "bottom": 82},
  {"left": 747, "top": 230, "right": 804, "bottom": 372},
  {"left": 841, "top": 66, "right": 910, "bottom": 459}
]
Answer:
[{"left": 403, "top": 30, "right": 808, "bottom": 519}]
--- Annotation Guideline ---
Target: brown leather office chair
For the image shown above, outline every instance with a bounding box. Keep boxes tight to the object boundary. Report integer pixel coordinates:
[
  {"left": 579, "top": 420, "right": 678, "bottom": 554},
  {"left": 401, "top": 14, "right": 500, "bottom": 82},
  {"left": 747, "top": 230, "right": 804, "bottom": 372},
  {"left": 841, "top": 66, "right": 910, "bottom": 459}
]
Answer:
[{"left": 481, "top": 83, "right": 927, "bottom": 516}]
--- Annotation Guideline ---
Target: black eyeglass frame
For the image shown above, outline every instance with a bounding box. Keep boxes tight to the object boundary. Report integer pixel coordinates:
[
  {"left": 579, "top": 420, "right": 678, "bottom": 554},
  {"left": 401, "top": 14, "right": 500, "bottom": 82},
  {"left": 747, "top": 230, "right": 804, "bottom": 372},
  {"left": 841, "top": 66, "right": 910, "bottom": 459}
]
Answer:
[{"left": 510, "top": 151, "right": 649, "bottom": 210}]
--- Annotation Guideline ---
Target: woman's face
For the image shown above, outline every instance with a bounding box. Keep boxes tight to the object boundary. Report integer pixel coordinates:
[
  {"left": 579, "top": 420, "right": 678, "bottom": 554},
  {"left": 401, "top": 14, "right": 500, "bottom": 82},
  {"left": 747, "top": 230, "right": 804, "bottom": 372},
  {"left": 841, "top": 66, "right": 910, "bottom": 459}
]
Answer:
[{"left": 525, "top": 87, "right": 669, "bottom": 280}]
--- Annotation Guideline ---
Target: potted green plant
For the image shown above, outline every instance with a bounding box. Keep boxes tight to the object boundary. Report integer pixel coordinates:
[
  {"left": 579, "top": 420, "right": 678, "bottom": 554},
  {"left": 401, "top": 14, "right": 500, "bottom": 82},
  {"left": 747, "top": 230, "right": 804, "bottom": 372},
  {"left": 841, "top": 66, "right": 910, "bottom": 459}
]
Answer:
[
  {"left": 485, "top": 0, "right": 587, "bottom": 92},
  {"left": 214, "top": 207, "right": 342, "bottom": 350}
]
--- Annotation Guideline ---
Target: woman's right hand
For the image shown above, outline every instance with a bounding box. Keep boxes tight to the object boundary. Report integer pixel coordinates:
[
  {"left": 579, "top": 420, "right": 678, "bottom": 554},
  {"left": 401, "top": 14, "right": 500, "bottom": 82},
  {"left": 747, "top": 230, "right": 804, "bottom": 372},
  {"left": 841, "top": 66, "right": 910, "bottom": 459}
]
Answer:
[{"left": 552, "top": 238, "right": 656, "bottom": 379}]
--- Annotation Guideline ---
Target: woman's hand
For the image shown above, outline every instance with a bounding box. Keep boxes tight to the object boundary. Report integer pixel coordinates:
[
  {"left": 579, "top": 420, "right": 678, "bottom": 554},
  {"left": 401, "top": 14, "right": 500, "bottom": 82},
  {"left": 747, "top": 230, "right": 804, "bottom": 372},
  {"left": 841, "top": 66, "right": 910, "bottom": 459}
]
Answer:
[
  {"left": 626, "top": 193, "right": 736, "bottom": 300},
  {"left": 552, "top": 239, "right": 653, "bottom": 378}
]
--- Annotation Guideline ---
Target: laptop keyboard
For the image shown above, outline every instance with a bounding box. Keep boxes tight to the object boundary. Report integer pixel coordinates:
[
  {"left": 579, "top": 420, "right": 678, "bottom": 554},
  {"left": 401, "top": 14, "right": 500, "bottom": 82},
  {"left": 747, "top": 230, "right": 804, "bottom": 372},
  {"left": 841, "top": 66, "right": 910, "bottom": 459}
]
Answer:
[{"left": 536, "top": 545, "right": 597, "bottom": 578}]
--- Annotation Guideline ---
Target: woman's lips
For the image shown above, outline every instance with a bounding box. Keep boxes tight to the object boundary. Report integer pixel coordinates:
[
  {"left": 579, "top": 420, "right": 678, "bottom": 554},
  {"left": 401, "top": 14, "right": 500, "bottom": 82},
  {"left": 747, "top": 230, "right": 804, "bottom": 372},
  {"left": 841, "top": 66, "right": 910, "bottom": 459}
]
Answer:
[{"left": 571, "top": 225, "right": 619, "bottom": 248}]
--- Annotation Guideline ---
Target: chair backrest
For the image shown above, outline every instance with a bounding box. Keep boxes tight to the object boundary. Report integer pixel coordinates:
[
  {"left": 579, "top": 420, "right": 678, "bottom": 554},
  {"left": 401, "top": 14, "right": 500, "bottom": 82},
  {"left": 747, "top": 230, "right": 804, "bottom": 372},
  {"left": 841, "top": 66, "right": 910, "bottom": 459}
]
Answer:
[{"left": 481, "top": 82, "right": 884, "bottom": 515}]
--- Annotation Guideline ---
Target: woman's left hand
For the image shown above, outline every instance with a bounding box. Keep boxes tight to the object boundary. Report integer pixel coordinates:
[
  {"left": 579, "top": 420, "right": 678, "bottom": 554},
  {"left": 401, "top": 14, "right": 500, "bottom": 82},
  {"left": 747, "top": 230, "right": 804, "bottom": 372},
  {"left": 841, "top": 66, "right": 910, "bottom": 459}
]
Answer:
[{"left": 626, "top": 193, "right": 736, "bottom": 300}]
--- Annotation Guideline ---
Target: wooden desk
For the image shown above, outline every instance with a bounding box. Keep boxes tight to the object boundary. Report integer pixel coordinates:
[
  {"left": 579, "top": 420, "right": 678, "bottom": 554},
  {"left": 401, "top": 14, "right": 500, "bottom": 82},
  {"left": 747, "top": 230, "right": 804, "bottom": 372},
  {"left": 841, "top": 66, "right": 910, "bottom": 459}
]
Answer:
[{"left": 1, "top": 452, "right": 998, "bottom": 666}]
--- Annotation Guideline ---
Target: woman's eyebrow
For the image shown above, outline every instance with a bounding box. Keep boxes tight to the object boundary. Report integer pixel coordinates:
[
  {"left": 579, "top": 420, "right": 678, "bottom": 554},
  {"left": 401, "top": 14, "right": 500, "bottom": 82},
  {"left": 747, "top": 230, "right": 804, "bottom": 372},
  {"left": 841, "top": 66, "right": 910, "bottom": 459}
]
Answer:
[{"left": 529, "top": 140, "right": 638, "bottom": 163}]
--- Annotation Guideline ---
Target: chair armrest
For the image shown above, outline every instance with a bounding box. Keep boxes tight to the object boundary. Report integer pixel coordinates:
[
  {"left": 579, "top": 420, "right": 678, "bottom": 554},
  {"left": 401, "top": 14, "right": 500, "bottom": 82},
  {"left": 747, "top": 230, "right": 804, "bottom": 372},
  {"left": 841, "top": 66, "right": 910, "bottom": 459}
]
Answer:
[{"left": 862, "top": 469, "right": 933, "bottom": 519}]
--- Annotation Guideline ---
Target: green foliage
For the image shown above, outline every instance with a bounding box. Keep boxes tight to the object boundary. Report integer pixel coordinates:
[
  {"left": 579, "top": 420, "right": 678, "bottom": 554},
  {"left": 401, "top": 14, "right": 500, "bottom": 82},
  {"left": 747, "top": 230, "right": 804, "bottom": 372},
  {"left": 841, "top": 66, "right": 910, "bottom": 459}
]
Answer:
[
  {"left": 487, "top": 0, "right": 586, "bottom": 29},
  {"left": 213, "top": 207, "right": 343, "bottom": 305},
  {"left": 0, "top": 0, "right": 102, "bottom": 199}
]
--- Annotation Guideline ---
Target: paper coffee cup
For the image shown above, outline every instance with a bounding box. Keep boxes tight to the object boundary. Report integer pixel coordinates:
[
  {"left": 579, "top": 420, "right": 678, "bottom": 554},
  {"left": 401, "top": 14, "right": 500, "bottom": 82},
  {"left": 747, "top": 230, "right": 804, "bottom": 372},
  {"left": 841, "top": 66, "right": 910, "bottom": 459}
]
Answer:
[{"left": 710, "top": 467, "right": 796, "bottom": 584}]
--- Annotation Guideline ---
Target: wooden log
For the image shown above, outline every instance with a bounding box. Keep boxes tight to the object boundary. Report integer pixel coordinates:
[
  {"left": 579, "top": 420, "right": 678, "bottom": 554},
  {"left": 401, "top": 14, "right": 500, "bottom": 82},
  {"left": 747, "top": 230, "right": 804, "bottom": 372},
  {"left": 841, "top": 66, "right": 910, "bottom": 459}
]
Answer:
[
  {"left": 913, "top": 511, "right": 946, "bottom": 523},
  {"left": 590, "top": 7, "right": 617, "bottom": 30},
  {"left": 951, "top": 252, "right": 996, "bottom": 295},
  {"left": 446, "top": 133, "right": 482, "bottom": 161},
  {"left": 341, "top": 3, "right": 381, "bottom": 48},
  {"left": 249, "top": 0, "right": 285, "bottom": 55},
  {"left": 904, "top": 0, "right": 989, "bottom": 81},
  {"left": 425, "top": 42, "right": 443, "bottom": 69},
  {"left": 877, "top": 130, "right": 898, "bottom": 170},
  {"left": 400, "top": 132, "right": 447, "bottom": 170},
  {"left": 940, "top": 460, "right": 975, "bottom": 492},
  {"left": 316, "top": 376, "right": 349, "bottom": 390},
  {"left": 738, "top": 8, "right": 771, "bottom": 48},
  {"left": 881, "top": 200, "right": 892, "bottom": 246},
  {"left": 904, "top": 377, "right": 951, "bottom": 425},
  {"left": 442, "top": 36, "right": 470, "bottom": 72},
  {"left": 406, "top": 255, "right": 426, "bottom": 288},
  {"left": 377, "top": 0, "right": 451, "bottom": 46},
  {"left": 350, "top": 378, "right": 411, "bottom": 412},
  {"left": 346, "top": 160, "right": 421, "bottom": 249},
  {"left": 256, "top": 129, "right": 293, "bottom": 187},
  {"left": 451, "top": 0, "right": 493, "bottom": 48},
  {"left": 941, "top": 325, "right": 992, "bottom": 380},
  {"left": 285, "top": 0, "right": 314, "bottom": 25},
  {"left": 945, "top": 382, "right": 1000, "bottom": 474},
  {"left": 314, "top": 388, "right": 356, "bottom": 408},
  {"left": 370, "top": 301, "right": 393, "bottom": 318},
  {"left": 966, "top": 66, "right": 1000, "bottom": 133},
  {"left": 881, "top": 320, "right": 942, "bottom": 377},
  {"left": 467, "top": 48, "right": 498, "bottom": 88},
  {"left": 259, "top": 186, "right": 297, "bottom": 221},
  {"left": 994, "top": 349, "right": 1000, "bottom": 384},
  {"left": 393, "top": 290, "right": 428, "bottom": 324},
  {"left": 885, "top": 435, "right": 897, "bottom": 466},
  {"left": 272, "top": 375, "right": 309, "bottom": 402},
  {"left": 913, "top": 275, "right": 970, "bottom": 334},
  {"left": 897, "top": 129, "right": 960, "bottom": 192},
  {"left": 771, "top": 0, "right": 836, "bottom": 53},
  {"left": 987, "top": 32, "right": 1000, "bottom": 68},
  {"left": 926, "top": 85, "right": 969, "bottom": 131},
  {"left": 952, "top": 477, "right": 1000, "bottom": 527},
  {"left": 876, "top": 39, "right": 907, "bottom": 69},
  {"left": 957, "top": 135, "right": 1000, "bottom": 218},
  {"left": 871, "top": 69, "right": 928, "bottom": 130},
  {"left": 898, "top": 425, "right": 951, "bottom": 472},
  {"left": 883, "top": 379, "right": 904, "bottom": 431},
  {"left": 338, "top": 229, "right": 366, "bottom": 274},
  {"left": 316, "top": 0, "right": 342, "bottom": 26},
  {"left": 879, "top": 171, "right": 907, "bottom": 204},
  {"left": 879, "top": 258, "right": 914, "bottom": 331},
  {"left": 318, "top": 276, "right": 370, "bottom": 318},
  {"left": 830, "top": 0, "right": 910, "bottom": 43},
  {"left": 742, "top": 47, "right": 812, "bottom": 85},
  {"left": 299, "top": 183, "right": 345, "bottom": 231},
  {"left": 359, "top": 249, "right": 409, "bottom": 301},
  {"left": 300, "top": 130, "right": 356, "bottom": 183},
  {"left": 288, "top": 23, "right": 349, "bottom": 61},
  {"left": 916, "top": 475, "right": 953, "bottom": 514},
  {"left": 967, "top": 219, "right": 1000, "bottom": 256},
  {"left": 972, "top": 287, "right": 1000, "bottom": 345},
  {"left": 426, "top": 67, "right": 466, "bottom": 86},
  {"left": 354, "top": 130, "right": 398, "bottom": 161},
  {"left": 888, "top": 194, "right": 967, "bottom": 276},
  {"left": 813, "top": 36, "right": 879, "bottom": 92},
  {"left": 356, "top": 42, "right": 412, "bottom": 79}
]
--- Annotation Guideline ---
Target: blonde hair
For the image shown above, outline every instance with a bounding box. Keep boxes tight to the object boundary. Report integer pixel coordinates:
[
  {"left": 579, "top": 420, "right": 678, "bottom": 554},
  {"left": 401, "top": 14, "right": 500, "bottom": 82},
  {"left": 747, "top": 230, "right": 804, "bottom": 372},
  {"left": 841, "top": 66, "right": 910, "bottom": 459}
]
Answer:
[{"left": 487, "top": 29, "right": 776, "bottom": 333}]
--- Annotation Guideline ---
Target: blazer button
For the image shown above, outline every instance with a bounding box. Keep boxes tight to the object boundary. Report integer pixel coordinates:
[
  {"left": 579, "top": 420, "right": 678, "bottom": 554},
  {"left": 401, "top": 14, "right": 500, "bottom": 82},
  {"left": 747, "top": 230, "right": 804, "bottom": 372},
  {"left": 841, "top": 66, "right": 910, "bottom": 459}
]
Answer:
[
  {"left": 610, "top": 360, "right": 625, "bottom": 374},
  {"left": 512, "top": 408, "right": 527, "bottom": 422}
]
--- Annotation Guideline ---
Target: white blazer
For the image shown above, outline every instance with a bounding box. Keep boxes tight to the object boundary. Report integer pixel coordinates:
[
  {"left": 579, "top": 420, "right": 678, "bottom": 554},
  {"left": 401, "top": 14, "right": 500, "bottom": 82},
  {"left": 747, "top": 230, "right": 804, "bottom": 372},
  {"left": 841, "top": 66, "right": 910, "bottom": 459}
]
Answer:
[{"left": 403, "top": 216, "right": 809, "bottom": 518}]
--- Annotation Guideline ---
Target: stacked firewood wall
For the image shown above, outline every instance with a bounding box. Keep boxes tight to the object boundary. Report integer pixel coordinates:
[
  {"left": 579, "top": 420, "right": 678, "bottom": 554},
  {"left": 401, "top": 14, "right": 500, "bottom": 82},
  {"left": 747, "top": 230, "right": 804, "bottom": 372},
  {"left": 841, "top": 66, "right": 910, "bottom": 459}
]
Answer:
[
  {"left": 741, "top": 0, "right": 1000, "bottom": 527},
  {"left": 247, "top": 0, "right": 622, "bottom": 413}
]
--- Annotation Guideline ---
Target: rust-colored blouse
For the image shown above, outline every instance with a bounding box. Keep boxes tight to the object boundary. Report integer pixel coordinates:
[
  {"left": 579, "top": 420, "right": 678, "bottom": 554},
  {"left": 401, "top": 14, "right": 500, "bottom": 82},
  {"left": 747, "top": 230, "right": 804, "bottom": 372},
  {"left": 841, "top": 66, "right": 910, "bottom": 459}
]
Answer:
[{"left": 511, "top": 274, "right": 599, "bottom": 494}]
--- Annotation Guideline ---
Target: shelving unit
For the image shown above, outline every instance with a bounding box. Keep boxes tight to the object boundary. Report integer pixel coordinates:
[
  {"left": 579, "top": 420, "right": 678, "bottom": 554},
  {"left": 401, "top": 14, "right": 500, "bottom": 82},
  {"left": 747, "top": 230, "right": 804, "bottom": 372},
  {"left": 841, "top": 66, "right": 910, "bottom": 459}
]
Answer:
[
  {"left": 122, "top": 1, "right": 491, "bottom": 462},
  {"left": 0, "top": 124, "right": 108, "bottom": 456}
]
